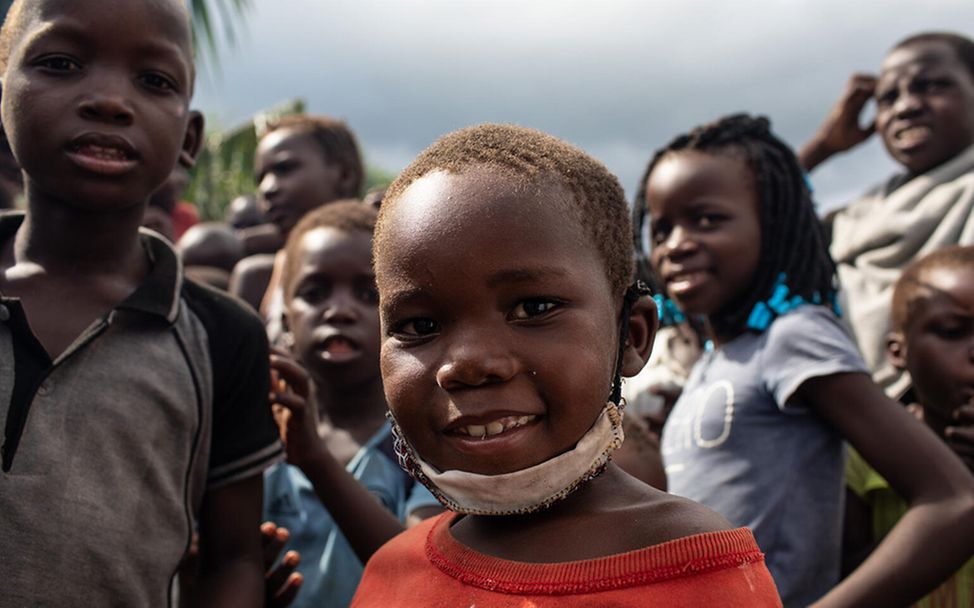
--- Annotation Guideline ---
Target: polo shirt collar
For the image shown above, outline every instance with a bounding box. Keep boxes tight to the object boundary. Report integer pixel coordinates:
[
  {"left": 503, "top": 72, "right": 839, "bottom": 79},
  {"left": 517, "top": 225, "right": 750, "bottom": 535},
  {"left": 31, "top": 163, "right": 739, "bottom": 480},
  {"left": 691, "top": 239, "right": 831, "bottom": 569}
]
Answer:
[{"left": 0, "top": 210, "right": 183, "bottom": 324}]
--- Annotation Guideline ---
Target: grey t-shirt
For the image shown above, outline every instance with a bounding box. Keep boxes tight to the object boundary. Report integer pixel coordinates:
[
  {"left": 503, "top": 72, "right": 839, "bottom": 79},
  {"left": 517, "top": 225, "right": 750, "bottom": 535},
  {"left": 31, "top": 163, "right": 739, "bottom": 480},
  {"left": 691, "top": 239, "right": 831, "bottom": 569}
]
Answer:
[{"left": 661, "top": 305, "right": 867, "bottom": 607}]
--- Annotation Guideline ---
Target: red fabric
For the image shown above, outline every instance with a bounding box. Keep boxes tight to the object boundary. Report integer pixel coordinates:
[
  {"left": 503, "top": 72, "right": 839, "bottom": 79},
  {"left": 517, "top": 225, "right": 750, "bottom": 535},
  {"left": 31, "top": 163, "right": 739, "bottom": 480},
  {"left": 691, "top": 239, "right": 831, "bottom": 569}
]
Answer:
[
  {"left": 171, "top": 201, "right": 200, "bottom": 241},
  {"left": 353, "top": 513, "right": 782, "bottom": 607}
]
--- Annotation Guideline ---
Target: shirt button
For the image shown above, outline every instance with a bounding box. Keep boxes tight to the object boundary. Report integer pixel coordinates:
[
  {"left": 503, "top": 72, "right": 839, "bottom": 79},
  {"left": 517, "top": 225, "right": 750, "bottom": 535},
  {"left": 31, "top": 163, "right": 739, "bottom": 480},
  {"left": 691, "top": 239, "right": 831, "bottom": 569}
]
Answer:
[
  {"left": 37, "top": 380, "right": 53, "bottom": 396},
  {"left": 0, "top": 304, "right": 9, "bottom": 322}
]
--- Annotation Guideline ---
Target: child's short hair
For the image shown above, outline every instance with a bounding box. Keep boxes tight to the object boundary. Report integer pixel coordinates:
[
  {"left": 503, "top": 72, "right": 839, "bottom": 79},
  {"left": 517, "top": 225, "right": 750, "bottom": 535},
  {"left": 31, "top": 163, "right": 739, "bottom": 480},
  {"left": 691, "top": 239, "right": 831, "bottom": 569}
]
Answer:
[
  {"left": 892, "top": 32, "right": 974, "bottom": 80},
  {"left": 263, "top": 114, "right": 364, "bottom": 199},
  {"left": 282, "top": 199, "right": 376, "bottom": 299},
  {"left": 634, "top": 114, "right": 837, "bottom": 336},
  {"left": 378, "top": 124, "right": 634, "bottom": 296},
  {"left": 891, "top": 245, "right": 974, "bottom": 332}
]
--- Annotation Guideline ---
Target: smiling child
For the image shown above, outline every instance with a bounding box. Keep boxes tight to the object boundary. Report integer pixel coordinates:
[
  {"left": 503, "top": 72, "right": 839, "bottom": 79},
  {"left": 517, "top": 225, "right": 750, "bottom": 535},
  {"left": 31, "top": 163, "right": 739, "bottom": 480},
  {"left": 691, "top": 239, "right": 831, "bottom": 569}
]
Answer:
[
  {"left": 350, "top": 124, "right": 782, "bottom": 607},
  {"left": 0, "top": 0, "right": 281, "bottom": 605},
  {"left": 643, "top": 113, "right": 974, "bottom": 606}
]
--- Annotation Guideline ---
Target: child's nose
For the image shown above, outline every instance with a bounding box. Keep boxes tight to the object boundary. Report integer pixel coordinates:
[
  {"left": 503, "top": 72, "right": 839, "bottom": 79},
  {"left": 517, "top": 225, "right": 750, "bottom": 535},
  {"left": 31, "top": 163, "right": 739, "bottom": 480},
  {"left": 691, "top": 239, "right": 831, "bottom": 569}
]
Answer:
[
  {"left": 321, "top": 292, "right": 359, "bottom": 325},
  {"left": 436, "top": 335, "right": 517, "bottom": 391},
  {"left": 77, "top": 84, "right": 134, "bottom": 126},
  {"left": 893, "top": 86, "right": 924, "bottom": 117}
]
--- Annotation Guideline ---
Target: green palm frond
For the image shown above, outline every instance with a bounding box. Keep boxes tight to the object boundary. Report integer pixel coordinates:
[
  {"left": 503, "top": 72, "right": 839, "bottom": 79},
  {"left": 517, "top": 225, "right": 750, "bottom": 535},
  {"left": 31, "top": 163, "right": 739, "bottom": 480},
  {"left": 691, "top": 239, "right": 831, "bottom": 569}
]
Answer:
[{"left": 188, "top": 0, "right": 253, "bottom": 67}]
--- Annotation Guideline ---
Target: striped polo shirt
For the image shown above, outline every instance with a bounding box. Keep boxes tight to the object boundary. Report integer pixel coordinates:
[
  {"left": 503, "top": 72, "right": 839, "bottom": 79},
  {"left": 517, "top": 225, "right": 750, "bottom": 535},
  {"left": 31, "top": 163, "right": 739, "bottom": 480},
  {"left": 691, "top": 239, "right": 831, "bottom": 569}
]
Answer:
[{"left": 0, "top": 211, "right": 283, "bottom": 606}]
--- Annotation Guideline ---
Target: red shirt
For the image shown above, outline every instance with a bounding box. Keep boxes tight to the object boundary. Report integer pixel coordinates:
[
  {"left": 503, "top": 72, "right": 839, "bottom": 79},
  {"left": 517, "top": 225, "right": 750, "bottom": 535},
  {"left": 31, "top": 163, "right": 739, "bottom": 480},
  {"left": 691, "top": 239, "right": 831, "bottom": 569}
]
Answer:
[{"left": 353, "top": 513, "right": 782, "bottom": 607}]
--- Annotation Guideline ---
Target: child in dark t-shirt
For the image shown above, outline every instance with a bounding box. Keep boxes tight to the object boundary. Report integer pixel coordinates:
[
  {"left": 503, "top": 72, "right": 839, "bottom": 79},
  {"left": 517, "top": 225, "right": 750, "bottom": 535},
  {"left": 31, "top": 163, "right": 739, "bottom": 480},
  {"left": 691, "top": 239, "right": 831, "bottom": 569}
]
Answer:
[{"left": 0, "top": 1, "right": 281, "bottom": 605}]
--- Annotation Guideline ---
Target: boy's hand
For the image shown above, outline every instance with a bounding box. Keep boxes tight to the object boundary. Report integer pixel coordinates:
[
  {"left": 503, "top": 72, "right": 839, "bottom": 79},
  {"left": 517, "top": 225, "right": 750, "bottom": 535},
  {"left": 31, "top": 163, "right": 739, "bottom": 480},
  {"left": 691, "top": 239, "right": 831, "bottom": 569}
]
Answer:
[
  {"left": 946, "top": 402, "right": 974, "bottom": 472},
  {"left": 260, "top": 522, "right": 302, "bottom": 608},
  {"left": 269, "top": 349, "right": 326, "bottom": 470},
  {"left": 800, "top": 73, "right": 878, "bottom": 171}
]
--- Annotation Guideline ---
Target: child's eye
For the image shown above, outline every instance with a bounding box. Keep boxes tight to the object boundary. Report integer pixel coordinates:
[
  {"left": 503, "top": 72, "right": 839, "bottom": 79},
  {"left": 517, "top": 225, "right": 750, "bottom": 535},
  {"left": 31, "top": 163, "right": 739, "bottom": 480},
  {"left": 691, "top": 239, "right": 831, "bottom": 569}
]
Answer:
[
  {"left": 931, "top": 322, "right": 971, "bottom": 340},
  {"left": 695, "top": 214, "right": 722, "bottom": 229},
  {"left": 35, "top": 55, "right": 81, "bottom": 73},
  {"left": 390, "top": 318, "right": 440, "bottom": 340},
  {"left": 296, "top": 285, "right": 329, "bottom": 303},
  {"left": 509, "top": 299, "right": 560, "bottom": 321},
  {"left": 649, "top": 221, "right": 670, "bottom": 245},
  {"left": 358, "top": 285, "right": 379, "bottom": 306},
  {"left": 139, "top": 71, "right": 178, "bottom": 93}
]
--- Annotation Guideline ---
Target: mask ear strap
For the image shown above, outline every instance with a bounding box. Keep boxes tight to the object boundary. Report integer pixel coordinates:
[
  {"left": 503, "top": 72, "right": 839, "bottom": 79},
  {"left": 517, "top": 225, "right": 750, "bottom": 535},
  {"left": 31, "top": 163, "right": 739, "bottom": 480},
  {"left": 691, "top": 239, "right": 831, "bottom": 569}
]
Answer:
[{"left": 610, "top": 281, "right": 651, "bottom": 406}]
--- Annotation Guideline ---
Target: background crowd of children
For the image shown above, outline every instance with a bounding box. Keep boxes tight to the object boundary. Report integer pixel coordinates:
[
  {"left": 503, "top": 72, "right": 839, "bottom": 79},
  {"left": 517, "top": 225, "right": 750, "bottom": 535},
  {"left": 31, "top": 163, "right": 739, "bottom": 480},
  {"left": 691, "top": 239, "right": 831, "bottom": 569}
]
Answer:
[{"left": 0, "top": 1, "right": 972, "bottom": 606}]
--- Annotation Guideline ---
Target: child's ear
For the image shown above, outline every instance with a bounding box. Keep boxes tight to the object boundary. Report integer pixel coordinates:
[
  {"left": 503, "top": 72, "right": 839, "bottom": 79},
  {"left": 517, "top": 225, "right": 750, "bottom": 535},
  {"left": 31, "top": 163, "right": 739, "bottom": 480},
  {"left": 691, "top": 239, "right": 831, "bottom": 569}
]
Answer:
[
  {"left": 886, "top": 331, "right": 907, "bottom": 370},
  {"left": 178, "top": 109, "right": 205, "bottom": 170},
  {"left": 621, "top": 295, "right": 659, "bottom": 377}
]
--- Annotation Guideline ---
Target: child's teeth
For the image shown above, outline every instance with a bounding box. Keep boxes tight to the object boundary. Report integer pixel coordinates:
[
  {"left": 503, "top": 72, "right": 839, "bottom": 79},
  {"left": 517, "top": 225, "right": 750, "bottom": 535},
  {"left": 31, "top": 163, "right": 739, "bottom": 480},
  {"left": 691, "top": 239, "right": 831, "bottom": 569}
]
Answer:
[
  {"left": 486, "top": 422, "right": 504, "bottom": 436},
  {"left": 458, "top": 415, "right": 537, "bottom": 439},
  {"left": 467, "top": 424, "right": 485, "bottom": 437}
]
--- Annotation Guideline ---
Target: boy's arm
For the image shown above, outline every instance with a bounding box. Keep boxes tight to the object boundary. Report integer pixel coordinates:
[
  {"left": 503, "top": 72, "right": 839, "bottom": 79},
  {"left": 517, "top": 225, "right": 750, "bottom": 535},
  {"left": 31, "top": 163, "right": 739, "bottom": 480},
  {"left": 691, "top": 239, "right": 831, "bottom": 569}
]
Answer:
[
  {"left": 798, "top": 73, "right": 878, "bottom": 172},
  {"left": 800, "top": 372, "right": 974, "bottom": 607},
  {"left": 195, "top": 475, "right": 266, "bottom": 608}
]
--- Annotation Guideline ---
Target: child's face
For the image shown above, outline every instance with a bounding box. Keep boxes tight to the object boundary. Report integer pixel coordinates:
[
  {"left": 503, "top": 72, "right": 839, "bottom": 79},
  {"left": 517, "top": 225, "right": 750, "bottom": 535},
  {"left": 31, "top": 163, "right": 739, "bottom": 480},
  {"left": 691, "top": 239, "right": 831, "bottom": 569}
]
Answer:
[
  {"left": 0, "top": 0, "right": 197, "bottom": 211},
  {"left": 285, "top": 227, "right": 380, "bottom": 386},
  {"left": 876, "top": 41, "right": 974, "bottom": 175},
  {"left": 255, "top": 128, "right": 345, "bottom": 236},
  {"left": 646, "top": 151, "right": 761, "bottom": 319},
  {"left": 377, "top": 167, "right": 621, "bottom": 476},
  {"left": 890, "top": 265, "right": 974, "bottom": 437}
]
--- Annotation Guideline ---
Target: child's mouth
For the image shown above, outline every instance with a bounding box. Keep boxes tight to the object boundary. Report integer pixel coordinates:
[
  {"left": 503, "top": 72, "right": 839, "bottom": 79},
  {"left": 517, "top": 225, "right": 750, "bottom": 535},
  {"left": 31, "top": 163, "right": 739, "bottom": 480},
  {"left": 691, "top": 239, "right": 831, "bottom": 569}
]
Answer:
[
  {"left": 317, "top": 335, "right": 362, "bottom": 363},
  {"left": 67, "top": 137, "right": 138, "bottom": 176},
  {"left": 452, "top": 415, "right": 538, "bottom": 439},
  {"left": 668, "top": 270, "right": 710, "bottom": 296},
  {"left": 893, "top": 124, "right": 932, "bottom": 150}
]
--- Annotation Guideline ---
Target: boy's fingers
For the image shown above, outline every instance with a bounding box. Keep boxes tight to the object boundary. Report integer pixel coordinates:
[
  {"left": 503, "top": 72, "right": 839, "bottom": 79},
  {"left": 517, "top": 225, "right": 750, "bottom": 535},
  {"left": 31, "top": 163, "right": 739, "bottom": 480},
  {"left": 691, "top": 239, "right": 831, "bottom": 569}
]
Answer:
[
  {"left": 269, "top": 390, "right": 308, "bottom": 419},
  {"left": 269, "top": 572, "right": 303, "bottom": 608},
  {"left": 269, "top": 354, "right": 312, "bottom": 397},
  {"left": 952, "top": 403, "right": 974, "bottom": 423},
  {"left": 266, "top": 552, "right": 301, "bottom": 601},
  {"left": 261, "top": 523, "right": 290, "bottom": 569}
]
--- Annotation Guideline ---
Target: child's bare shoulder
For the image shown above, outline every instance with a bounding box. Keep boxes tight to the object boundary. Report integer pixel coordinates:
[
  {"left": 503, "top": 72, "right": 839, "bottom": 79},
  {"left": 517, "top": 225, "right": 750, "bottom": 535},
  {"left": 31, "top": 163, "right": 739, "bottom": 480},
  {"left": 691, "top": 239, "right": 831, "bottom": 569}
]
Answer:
[{"left": 630, "top": 488, "right": 734, "bottom": 542}]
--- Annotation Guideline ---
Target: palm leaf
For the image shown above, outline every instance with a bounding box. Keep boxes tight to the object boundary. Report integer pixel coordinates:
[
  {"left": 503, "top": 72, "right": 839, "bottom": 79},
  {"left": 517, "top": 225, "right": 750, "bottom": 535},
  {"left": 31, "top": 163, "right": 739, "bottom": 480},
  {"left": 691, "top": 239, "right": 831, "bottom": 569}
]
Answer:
[{"left": 188, "top": 0, "right": 253, "bottom": 68}]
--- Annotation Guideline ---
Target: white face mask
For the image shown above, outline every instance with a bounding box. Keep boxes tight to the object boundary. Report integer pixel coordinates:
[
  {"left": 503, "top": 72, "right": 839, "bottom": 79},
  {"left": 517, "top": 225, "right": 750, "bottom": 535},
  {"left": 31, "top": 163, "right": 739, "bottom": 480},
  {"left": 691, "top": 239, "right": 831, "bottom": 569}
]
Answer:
[{"left": 389, "top": 401, "right": 625, "bottom": 516}]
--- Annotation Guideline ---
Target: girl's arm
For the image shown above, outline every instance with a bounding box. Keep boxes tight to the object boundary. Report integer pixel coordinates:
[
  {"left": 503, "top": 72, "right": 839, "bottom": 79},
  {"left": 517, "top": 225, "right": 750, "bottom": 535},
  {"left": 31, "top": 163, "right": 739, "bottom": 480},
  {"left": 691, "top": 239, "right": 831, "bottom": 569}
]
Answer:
[
  {"left": 799, "top": 372, "right": 974, "bottom": 607},
  {"left": 269, "top": 353, "right": 409, "bottom": 564}
]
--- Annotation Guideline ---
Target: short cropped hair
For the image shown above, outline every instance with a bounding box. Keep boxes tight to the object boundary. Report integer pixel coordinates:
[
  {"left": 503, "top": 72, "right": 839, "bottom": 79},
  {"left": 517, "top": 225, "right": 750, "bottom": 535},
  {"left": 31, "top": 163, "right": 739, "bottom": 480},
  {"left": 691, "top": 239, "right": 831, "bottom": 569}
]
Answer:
[
  {"left": 264, "top": 114, "right": 364, "bottom": 199},
  {"left": 377, "top": 124, "right": 634, "bottom": 297},
  {"left": 891, "top": 245, "right": 974, "bottom": 332},
  {"left": 893, "top": 32, "right": 974, "bottom": 80},
  {"left": 282, "top": 199, "right": 376, "bottom": 300}
]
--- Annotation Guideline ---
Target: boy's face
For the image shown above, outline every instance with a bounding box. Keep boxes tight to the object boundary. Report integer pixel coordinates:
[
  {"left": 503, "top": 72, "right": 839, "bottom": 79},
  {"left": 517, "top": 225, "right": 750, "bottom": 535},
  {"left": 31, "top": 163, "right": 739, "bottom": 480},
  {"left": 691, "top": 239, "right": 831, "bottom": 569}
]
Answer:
[
  {"left": 889, "top": 265, "right": 974, "bottom": 438},
  {"left": 285, "top": 227, "right": 380, "bottom": 387},
  {"left": 376, "top": 166, "right": 625, "bottom": 476},
  {"left": 876, "top": 40, "right": 974, "bottom": 175},
  {"left": 255, "top": 128, "right": 345, "bottom": 236},
  {"left": 0, "top": 0, "right": 197, "bottom": 212}
]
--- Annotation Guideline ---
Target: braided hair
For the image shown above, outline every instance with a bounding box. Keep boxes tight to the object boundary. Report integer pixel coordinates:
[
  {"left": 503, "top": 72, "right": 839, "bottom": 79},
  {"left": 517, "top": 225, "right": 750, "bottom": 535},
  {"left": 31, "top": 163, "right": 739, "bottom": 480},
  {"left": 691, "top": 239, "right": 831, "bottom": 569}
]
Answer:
[{"left": 633, "top": 114, "right": 837, "bottom": 338}]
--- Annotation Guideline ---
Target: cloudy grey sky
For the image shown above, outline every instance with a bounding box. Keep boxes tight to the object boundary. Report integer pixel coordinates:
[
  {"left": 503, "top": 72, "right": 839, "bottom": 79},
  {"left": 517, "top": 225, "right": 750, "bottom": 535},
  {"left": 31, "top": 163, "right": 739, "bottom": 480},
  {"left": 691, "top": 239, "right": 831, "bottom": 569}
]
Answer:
[{"left": 193, "top": 0, "right": 974, "bottom": 210}]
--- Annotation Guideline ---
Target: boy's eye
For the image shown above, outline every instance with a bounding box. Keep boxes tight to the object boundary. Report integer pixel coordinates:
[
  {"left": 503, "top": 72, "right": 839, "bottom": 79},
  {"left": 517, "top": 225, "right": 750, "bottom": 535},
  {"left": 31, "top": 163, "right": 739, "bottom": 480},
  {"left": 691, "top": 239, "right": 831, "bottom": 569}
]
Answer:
[
  {"left": 296, "top": 284, "right": 329, "bottom": 302},
  {"left": 36, "top": 55, "right": 81, "bottom": 73},
  {"left": 139, "top": 72, "right": 178, "bottom": 93},
  {"left": 930, "top": 321, "right": 971, "bottom": 340},
  {"left": 509, "top": 299, "right": 560, "bottom": 320},
  {"left": 695, "top": 214, "right": 723, "bottom": 229},
  {"left": 391, "top": 318, "right": 440, "bottom": 339},
  {"left": 358, "top": 284, "right": 379, "bottom": 306}
]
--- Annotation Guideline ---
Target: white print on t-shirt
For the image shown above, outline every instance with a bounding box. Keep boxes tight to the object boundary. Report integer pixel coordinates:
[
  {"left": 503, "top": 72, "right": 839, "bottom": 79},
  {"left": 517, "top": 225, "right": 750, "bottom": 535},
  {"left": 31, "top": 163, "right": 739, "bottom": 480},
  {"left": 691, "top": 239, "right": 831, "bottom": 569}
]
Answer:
[{"left": 662, "top": 380, "right": 735, "bottom": 465}]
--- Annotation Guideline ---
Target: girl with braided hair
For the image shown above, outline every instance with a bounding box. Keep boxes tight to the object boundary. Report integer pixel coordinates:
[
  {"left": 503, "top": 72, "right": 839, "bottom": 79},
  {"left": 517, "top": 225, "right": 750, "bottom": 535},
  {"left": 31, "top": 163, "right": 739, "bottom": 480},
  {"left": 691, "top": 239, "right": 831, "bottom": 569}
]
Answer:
[{"left": 642, "top": 114, "right": 974, "bottom": 607}]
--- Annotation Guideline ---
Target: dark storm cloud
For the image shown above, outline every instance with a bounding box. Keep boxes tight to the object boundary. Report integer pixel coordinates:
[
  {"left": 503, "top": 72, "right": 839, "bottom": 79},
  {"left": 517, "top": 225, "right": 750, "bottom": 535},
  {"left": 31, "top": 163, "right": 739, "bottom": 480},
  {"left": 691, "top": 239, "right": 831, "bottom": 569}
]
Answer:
[{"left": 196, "top": 0, "right": 973, "bottom": 209}]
